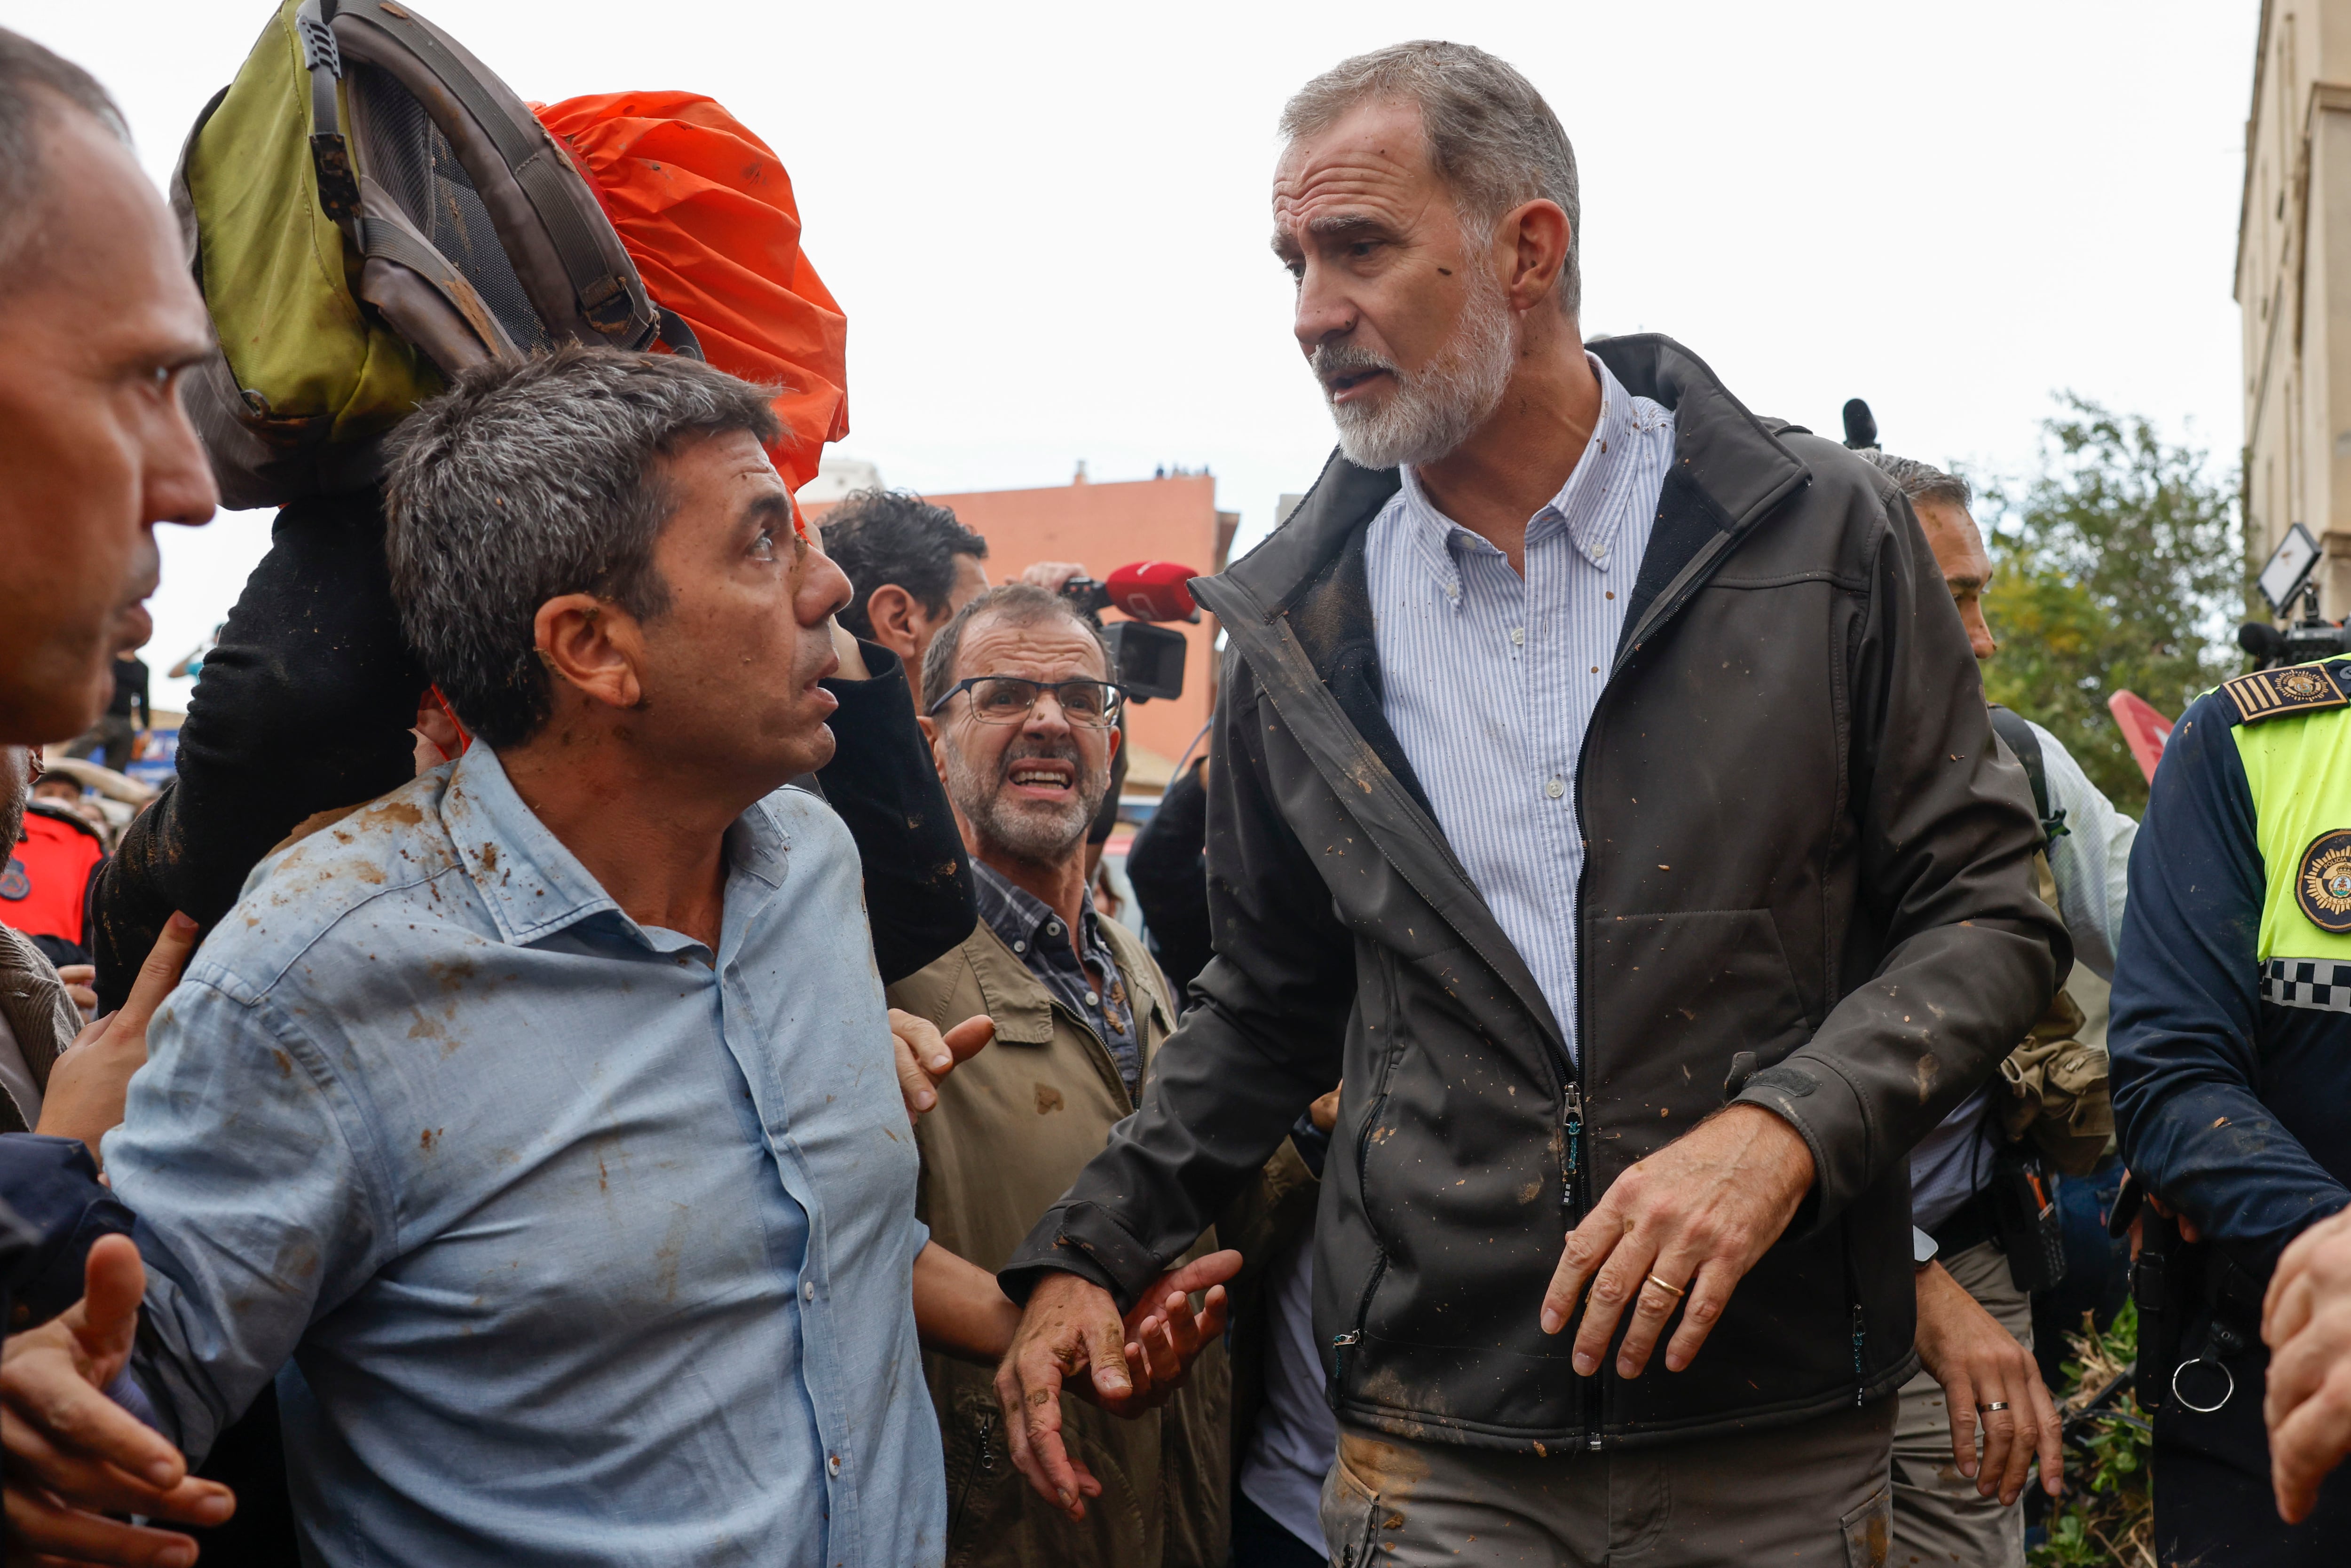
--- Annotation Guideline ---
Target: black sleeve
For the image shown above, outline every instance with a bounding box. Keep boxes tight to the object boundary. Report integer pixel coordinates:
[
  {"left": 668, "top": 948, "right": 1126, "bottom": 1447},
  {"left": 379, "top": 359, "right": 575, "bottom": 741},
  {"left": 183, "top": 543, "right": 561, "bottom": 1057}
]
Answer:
[
  {"left": 0, "top": 1134, "right": 136, "bottom": 1328},
  {"left": 1125, "top": 757, "right": 1212, "bottom": 996},
  {"left": 2110, "top": 693, "right": 2351, "bottom": 1272},
  {"left": 815, "top": 641, "right": 976, "bottom": 985},
  {"left": 88, "top": 490, "right": 425, "bottom": 1011},
  {"left": 1000, "top": 658, "right": 1355, "bottom": 1308}
]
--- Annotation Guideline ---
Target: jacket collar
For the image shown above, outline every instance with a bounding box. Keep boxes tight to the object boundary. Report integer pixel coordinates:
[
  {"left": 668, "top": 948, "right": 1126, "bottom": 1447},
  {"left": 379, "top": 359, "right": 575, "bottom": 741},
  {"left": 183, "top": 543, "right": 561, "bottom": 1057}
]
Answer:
[
  {"left": 1187, "top": 332, "right": 1810, "bottom": 1054},
  {"left": 956, "top": 915, "right": 1173, "bottom": 1050},
  {"left": 1209, "top": 333, "right": 1806, "bottom": 626}
]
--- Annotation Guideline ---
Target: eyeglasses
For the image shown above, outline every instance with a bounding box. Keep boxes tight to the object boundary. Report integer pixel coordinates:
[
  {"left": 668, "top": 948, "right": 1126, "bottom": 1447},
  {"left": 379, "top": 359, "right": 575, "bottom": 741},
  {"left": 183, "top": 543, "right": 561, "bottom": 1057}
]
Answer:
[{"left": 927, "top": 676, "right": 1126, "bottom": 729}]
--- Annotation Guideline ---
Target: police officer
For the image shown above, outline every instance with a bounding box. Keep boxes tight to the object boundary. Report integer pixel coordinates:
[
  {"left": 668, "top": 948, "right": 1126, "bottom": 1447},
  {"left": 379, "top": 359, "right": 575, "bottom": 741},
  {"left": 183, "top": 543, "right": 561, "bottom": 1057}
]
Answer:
[{"left": 2113, "top": 654, "right": 2351, "bottom": 1561}]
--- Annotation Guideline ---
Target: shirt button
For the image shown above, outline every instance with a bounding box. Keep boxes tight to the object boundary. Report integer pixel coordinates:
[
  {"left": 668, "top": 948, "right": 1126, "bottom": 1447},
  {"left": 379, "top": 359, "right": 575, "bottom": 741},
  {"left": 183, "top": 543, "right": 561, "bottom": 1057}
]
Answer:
[
  {"left": 1013, "top": 940, "right": 1027, "bottom": 954},
  {"left": 1510, "top": 627, "right": 1525, "bottom": 646},
  {"left": 1546, "top": 777, "right": 1565, "bottom": 800},
  {"left": 1046, "top": 921, "right": 1062, "bottom": 936},
  {"left": 1085, "top": 990, "right": 1100, "bottom": 1006},
  {"left": 803, "top": 1281, "right": 816, "bottom": 1301},
  {"left": 828, "top": 1454, "right": 841, "bottom": 1477}
]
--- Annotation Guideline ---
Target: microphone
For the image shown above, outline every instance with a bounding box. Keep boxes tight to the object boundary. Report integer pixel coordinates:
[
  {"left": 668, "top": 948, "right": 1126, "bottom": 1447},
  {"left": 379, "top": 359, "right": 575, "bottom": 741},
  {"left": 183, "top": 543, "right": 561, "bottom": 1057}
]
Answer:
[
  {"left": 1104, "top": 561, "right": 1201, "bottom": 623},
  {"left": 2239, "top": 621, "right": 2285, "bottom": 661},
  {"left": 1842, "top": 399, "right": 1878, "bottom": 451},
  {"left": 1055, "top": 561, "right": 1206, "bottom": 703}
]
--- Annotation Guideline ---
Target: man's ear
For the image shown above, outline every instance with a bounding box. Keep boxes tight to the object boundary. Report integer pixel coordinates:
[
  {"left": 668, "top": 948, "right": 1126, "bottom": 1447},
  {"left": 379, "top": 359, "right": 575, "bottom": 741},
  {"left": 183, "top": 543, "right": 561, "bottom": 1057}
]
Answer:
[
  {"left": 864, "top": 584, "right": 926, "bottom": 664},
  {"left": 916, "top": 712, "right": 951, "bottom": 786},
  {"left": 1499, "top": 197, "right": 1571, "bottom": 311},
  {"left": 534, "top": 593, "right": 645, "bottom": 713}
]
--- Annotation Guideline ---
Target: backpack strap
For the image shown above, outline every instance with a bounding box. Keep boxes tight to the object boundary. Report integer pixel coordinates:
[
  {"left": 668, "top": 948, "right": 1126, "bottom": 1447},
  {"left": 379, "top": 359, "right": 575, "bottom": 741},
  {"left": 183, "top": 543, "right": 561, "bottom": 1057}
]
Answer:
[
  {"left": 295, "top": 0, "right": 361, "bottom": 236},
  {"left": 332, "top": 0, "right": 660, "bottom": 351},
  {"left": 1988, "top": 704, "right": 2069, "bottom": 845}
]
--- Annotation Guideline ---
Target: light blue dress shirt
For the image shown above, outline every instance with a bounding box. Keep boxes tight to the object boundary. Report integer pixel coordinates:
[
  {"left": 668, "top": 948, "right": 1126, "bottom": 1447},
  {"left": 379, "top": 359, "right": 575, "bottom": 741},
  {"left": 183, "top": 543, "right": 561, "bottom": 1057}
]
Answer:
[
  {"left": 105, "top": 744, "right": 944, "bottom": 1568},
  {"left": 1366, "top": 352, "right": 1676, "bottom": 1063}
]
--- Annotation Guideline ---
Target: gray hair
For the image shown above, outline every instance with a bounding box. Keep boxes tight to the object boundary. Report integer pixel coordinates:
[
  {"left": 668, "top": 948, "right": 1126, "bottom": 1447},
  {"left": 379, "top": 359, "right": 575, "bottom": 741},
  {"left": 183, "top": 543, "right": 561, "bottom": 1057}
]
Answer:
[
  {"left": 1861, "top": 450, "right": 1973, "bottom": 512},
  {"left": 0, "top": 30, "right": 131, "bottom": 281},
  {"left": 385, "top": 346, "right": 783, "bottom": 749},
  {"left": 1281, "top": 41, "right": 1581, "bottom": 315},
  {"left": 921, "top": 583, "right": 1111, "bottom": 717}
]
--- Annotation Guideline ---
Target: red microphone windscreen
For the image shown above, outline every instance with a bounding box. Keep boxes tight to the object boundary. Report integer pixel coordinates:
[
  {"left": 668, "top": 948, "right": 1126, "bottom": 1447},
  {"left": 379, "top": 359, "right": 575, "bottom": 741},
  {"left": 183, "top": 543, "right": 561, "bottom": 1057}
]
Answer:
[{"left": 1105, "top": 561, "right": 1200, "bottom": 622}]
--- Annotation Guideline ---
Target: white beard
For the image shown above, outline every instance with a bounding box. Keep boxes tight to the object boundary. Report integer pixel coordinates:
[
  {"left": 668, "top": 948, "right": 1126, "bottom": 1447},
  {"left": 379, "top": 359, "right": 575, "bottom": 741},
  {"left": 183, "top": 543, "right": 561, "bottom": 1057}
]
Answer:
[{"left": 1320, "top": 265, "right": 1517, "bottom": 471}]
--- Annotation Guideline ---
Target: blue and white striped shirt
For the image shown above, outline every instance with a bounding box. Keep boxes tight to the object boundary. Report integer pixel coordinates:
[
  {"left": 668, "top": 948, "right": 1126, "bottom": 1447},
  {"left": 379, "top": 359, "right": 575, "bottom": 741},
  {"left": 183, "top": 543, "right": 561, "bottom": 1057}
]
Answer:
[{"left": 1366, "top": 352, "right": 1675, "bottom": 1063}]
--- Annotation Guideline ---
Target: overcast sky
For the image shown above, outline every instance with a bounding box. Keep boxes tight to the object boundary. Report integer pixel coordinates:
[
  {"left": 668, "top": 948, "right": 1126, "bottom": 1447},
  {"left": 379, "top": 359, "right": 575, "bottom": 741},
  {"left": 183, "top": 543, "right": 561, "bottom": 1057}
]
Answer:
[{"left": 6, "top": 0, "right": 2258, "bottom": 713}]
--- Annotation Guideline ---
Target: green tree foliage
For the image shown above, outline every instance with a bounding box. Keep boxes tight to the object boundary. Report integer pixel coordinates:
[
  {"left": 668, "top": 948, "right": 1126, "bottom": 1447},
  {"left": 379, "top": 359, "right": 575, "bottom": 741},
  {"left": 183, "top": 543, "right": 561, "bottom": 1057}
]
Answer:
[{"left": 1977, "top": 397, "right": 2245, "bottom": 816}]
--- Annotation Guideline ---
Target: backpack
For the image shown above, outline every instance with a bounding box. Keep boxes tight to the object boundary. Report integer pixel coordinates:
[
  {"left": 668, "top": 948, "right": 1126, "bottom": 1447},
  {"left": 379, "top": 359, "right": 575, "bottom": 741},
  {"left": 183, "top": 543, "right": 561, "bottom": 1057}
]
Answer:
[
  {"left": 172, "top": 0, "right": 691, "bottom": 509},
  {"left": 1986, "top": 705, "right": 2114, "bottom": 1176}
]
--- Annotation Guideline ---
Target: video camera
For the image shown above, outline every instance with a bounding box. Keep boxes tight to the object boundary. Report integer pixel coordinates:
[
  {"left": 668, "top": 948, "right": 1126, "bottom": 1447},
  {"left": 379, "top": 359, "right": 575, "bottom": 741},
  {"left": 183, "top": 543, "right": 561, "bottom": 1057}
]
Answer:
[
  {"left": 1058, "top": 561, "right": 1202, "bottom": 703},
  {"left": 2242, "top": 522, "right": 2351, "bottom": 669}
]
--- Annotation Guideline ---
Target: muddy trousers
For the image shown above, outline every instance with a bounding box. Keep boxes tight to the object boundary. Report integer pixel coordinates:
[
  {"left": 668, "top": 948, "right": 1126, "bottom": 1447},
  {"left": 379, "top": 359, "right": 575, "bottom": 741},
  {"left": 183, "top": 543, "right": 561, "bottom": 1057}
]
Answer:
[
  {"left": 1318, "top": 1398, "right": 1895, "bottom": 1568},
  {"left": 1889, "top": 1239, "right": 2032, "bottom": 1567}
]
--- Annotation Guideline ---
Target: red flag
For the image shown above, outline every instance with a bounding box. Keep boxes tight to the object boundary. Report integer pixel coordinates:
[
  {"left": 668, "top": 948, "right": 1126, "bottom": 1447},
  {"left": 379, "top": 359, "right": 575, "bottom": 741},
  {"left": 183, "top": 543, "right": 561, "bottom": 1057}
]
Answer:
[{"left": 2108, "top": 690, "right": 2175, "bottom": 785}]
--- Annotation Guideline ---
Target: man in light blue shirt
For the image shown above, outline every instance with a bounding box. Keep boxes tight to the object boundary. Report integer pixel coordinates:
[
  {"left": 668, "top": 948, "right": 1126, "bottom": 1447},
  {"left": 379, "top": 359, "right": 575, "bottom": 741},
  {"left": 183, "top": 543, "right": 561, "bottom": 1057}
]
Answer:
[{"left": 99, "top": 348, "right": 953, "bottom": 1567}]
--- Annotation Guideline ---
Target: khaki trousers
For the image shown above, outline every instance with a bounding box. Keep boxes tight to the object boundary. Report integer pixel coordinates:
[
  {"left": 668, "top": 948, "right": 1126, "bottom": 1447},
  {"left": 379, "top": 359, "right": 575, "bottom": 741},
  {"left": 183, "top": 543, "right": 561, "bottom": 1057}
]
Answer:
[
  {"left": 1889, "top": 1240, "right": 2033, "bottom": 1568},
  {"left": 1319, "top": 1397, "right": 1895, "bottom": 1567}
]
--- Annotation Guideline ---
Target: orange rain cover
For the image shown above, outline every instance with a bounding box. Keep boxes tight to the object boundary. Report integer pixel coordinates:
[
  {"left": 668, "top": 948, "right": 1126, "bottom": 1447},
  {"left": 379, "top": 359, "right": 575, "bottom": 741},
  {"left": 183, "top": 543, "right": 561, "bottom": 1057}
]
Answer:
[{"left": 535, "top": 92, "right": 848, "bottom": 491}]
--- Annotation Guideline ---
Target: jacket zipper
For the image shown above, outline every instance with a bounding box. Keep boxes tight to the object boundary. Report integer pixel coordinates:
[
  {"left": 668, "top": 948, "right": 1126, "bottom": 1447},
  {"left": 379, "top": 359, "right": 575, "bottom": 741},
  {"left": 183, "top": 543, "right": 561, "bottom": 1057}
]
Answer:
[
  {"left": 1557, "top": 500, "right": 1769, "bottom": 1450},
  {"left": 1568, "top": 685, "right": 1605, "bottom": 1450},
  {"left": 1850, "top": 1304, "right": 1868, "bottom": 1408},
  {"left": 950, "top": 1410, "right": 996, "bottom": 1541}
]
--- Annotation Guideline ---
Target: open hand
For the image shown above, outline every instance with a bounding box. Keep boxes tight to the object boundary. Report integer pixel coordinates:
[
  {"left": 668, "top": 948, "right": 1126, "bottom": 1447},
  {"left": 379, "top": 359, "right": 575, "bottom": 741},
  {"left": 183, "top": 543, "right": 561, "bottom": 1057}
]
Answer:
[
  {"left": 1915, "top": 1259, "right": 2061, "bottom": 1504},
  {"left": 1538, "top": 1103, "right": 1814, "bottom": 1378},
  {"left": 36, "top": 913, "right": 200, "bottom": 1161},
  {"left": 890, "top": 1010, "right": 993, "bottom": 1121},
  {"left": 1, "top": 1235, "right": 235, "bottom": 1563},
  {"left": 995, "top": 1250, "right": 1241, "bottom": 1520},
  {"left": 2264, "top": 1206, "right": 2351, "bottom": 1521}
]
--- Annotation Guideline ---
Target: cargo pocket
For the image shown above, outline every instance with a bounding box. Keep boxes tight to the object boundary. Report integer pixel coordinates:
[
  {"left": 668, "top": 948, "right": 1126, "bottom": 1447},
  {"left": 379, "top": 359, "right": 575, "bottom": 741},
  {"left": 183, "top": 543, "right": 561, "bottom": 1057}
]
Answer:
[
  {"left": 1318, "top": 1451, "right": 1380, "bottom": 1567},
  {"left": 1839, "top": 1478, "right": 1892, "bottom": 1568}
]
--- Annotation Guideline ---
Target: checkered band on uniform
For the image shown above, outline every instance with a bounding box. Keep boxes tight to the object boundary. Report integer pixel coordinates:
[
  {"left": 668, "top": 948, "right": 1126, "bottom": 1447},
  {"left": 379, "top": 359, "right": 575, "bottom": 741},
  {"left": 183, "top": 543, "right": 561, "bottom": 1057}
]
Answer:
[{"left": 2263, "top": 957, "right": 2351, "bottom": 1011}]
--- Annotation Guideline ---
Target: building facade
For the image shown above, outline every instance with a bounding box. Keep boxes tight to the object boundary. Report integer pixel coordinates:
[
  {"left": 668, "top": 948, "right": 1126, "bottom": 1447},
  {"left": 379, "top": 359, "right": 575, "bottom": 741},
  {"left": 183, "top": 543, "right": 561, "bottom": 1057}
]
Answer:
[
  {"left": 807, "top": 467, "right": 1239, "bottom": 785},
  {"left": 2241, "top": 0, "right": 2351, "bottom": 608}
]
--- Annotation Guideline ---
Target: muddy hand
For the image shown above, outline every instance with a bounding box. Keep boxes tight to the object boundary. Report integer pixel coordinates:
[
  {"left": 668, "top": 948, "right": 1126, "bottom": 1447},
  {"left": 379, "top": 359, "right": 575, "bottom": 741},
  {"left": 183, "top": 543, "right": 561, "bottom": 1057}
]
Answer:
[
  {"left": 1538, "top": 1104, "right": 1814, "bottom": 1378},
  {"left": 995, "top": 1273, "right": 1126, "bottom": 1519},
  {"left": 1109, "top": 1250, "right": 1240, "bottom": 1410}
]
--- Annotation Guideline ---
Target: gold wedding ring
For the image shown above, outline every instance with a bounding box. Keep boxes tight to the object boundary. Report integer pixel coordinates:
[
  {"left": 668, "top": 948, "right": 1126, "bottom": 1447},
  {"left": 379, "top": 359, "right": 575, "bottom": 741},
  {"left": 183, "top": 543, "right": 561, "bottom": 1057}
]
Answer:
[{"left": 1645, "top": 1273, "right": 1686, "bottom": 1299}]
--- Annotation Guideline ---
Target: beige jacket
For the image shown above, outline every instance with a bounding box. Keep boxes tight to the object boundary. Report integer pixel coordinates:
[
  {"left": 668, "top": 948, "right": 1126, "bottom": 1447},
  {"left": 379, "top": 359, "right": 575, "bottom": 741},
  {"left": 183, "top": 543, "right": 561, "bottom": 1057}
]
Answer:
[
  {"left": 890, "top": 915, "right": 1229, "bottom": 1568},
  {"left": 0, "top": 924, "right": 73, "bottom": 1131}
]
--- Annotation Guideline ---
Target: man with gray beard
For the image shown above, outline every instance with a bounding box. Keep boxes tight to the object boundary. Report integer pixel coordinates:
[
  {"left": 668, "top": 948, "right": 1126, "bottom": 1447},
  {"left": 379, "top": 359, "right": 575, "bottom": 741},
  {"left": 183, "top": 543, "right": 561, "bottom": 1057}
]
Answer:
[
  {"left": 994, "top": 39, "right": 2065, "bottom": 1567},
  {"left": 885, "top": 583, "right": 1240, "bottom": 1567}
]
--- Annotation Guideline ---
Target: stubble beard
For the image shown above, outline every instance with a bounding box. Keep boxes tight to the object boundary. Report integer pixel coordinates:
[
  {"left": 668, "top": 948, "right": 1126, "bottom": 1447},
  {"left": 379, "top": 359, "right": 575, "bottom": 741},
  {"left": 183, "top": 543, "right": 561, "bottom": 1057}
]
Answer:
[
  {"left": 1315, "top": 261, "right": 1518, "bottom": 472},
  {"left": 943, "top": 734, "right": 1109, "bottom": 868}
]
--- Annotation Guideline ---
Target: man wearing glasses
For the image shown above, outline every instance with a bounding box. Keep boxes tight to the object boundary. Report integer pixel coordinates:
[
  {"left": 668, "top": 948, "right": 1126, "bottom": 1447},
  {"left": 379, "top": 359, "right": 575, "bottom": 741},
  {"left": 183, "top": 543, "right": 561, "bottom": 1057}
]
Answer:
[{"left": 891, "top": 583, "right": 1234, "bottom": 1567}]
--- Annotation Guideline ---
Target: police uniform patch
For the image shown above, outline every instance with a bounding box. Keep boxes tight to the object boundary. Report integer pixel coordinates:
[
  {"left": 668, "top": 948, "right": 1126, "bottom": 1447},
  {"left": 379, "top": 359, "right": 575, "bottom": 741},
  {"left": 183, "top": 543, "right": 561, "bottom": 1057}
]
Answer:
[
  {"left": 2221, "top": 661, "right": 2351, "bottom": 724},
  {"left": 0, "top": 858, "right": 24, "bottom": 902},
  {"left": 2298, "top": 830, "right": 2351, "bottom": 933}
]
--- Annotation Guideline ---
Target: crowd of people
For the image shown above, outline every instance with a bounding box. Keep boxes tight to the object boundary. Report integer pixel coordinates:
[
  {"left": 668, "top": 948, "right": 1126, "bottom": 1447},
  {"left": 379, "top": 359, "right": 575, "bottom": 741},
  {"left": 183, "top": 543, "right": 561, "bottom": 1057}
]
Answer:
[{"left": 6, "top": 20, "right": 2351, "bottom": 1568}]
